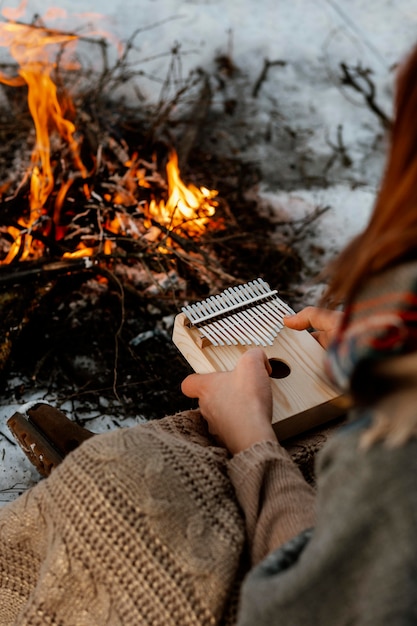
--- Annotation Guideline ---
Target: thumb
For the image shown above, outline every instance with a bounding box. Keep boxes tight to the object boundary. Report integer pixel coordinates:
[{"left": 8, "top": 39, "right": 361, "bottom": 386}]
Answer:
[{"left": 181, "top": 372, "right": 211, "bottom": 398}]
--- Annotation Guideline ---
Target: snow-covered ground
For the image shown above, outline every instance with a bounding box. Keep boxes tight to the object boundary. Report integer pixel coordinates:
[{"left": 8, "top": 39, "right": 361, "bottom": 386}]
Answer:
[{"left": 1, "top": 0, "right": 417, "bottom": 503}]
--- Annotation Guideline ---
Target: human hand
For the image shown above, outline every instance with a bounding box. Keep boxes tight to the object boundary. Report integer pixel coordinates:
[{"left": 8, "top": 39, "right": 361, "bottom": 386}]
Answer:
[
  {"left": 181, "top": 348, "right": 276, "bottom": 455},
  {"left": 283, "top": 306, "right": 343, "bottom": 349}
]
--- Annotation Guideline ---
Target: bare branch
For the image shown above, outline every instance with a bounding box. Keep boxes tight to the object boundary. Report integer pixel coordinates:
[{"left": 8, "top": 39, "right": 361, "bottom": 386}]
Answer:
[
  {"left": 252, "top": 58, "right": 287, "bottom": 98},
  {"left": 339, "top": 62, "right": 393, "bottom": 130}
]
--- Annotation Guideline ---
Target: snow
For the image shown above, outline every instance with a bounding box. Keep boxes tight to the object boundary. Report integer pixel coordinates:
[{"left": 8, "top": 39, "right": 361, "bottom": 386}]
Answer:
[{"left": 1, "top": 0, "right": 417, "bottom": 503}]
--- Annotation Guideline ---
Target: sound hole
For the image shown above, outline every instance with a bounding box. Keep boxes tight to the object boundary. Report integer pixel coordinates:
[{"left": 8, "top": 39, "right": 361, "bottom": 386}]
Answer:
[{"left": 268, "top": 358, "right": 291, "bottom": 379}]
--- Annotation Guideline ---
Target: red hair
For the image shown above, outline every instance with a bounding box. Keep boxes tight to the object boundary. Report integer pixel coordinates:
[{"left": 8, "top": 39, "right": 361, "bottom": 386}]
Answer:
[{"left": 322, "top": 44, "right": 417, "bottom": 308}]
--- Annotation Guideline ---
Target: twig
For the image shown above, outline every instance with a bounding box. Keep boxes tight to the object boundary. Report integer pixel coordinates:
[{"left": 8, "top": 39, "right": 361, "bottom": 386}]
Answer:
[
  {"left": 324, "top": 124, "right": 353, "bottom": 173},
  {"left": 252, "top": 58, "right": 287, "bottom": 98},
  {"left": 0, "top": 16, "right": 108, "bottom": 49},
  {"left": 339, "top": 62, "right": 393, "bottom": 130},
  {"left": 98, "top": 266, "right": 125, "bottom": 401},
  {"left": 176, "top": 70, "right": 212, "bottom": 170}
]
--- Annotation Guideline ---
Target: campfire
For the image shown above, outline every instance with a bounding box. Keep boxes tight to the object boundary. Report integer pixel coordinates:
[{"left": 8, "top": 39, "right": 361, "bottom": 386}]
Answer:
[
  {"left": 0, "top": 5, "right": 310, "bottom": 426},
  {"left": 0, "top": 7, "right": 222, "bottom": 265}
]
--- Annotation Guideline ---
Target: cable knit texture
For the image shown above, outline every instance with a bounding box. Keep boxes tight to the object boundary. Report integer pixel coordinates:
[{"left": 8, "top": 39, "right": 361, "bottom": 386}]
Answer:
[{"left": 0, "top": 411, "right": 248, "bottom": 626}]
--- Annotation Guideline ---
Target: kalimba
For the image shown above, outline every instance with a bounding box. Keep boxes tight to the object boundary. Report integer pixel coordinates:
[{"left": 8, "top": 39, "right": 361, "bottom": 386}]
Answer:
[{"left": 172, "top": 278, "right": 348, "bottom": 439}]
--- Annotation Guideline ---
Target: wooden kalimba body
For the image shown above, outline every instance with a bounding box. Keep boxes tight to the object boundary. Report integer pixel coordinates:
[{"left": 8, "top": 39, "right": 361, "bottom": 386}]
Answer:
[{"left": 172, "top": 278, "right": 348, "bottom": 439}]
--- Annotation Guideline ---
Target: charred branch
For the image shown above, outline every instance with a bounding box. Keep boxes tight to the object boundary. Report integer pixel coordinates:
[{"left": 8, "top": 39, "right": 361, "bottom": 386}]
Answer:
[{"left": 0, "top": 258, "right": 96, "bottom": 285}]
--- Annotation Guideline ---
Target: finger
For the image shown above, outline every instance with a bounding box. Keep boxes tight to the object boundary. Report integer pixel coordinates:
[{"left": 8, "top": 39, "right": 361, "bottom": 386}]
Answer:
[
  {"left": 181, "top": 372, "right": 217, "bottom": 398},
  {"left": 284, "top": 307, "right": 342, "bottom": 332},
  {"left": 237, "top": 347, "right": 272, "bottom": 376},
  {"left": 310, "top": 330, "right": 329, "bottom": 348},
  {"left": 181, "top": 373, "right": 204, "bottom": 398}
]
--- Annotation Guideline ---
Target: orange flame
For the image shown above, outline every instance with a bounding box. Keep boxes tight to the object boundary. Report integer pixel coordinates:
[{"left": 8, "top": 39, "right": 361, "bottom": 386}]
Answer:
[
  {"left": 0, "top": 11, "right": 87, "bottom": 263},
  {"left": 148, "top": 151, "right": 217, "bottom": 235}
]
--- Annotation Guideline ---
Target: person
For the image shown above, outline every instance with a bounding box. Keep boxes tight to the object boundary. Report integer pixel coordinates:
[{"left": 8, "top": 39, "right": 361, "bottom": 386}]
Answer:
[
  {"left": 2, "top": 41, "right": 417, "bottom": 626},
  {"left": 181, "top": 42, "right": 417, "bottom": 625}
]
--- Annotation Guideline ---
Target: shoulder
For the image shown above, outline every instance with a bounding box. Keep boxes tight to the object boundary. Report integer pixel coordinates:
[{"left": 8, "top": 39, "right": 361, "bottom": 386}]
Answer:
[
  {"left": 315, "top": 412, "right": 417, "bottom": 508},
  {"left": 237, "top": 414, "right": 417, "bottom": 625}
]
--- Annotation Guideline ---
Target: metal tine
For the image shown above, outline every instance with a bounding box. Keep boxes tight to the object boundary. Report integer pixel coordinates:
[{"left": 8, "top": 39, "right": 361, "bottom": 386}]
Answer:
[
  {"left": 217, "top": 294, "right": 263, "bottom": 345},
  {"left": 250, "top": 278, "right": 276, "bottom": 297},
  {"left": 227, "top": 287, "right": 273, "bottom": 345},
  {"left": 191, "top": 299, "right": 227, "bottom": 345},
  {"left": 182, "top": 303, "right": 199, "bottom": 324},
  {"left": 228, "top": 285, "right": 277, "bottom": 344},
  {"left": 204, "top": 297, "right": 235, "bottom": 345},
  {"left": 240, "top": 279, "right": 282, "bottom": 336},
  {"left": 233, "top": 307, "right": 276, "bottom": 345},
  {"left": 196, "top": 302, "right": 218, "bottom": 333},
  {"left": 191, "top": 291, "right": 225, "bottom": 321},
  {"left": 205, "top": 295, "right": 243, "bottom": 345},
  {"left": 235, "top": 310, "right": 274, "bottom": 346},
  {"left": 193, "top": 299, "right": 213, "bottom": 323},
  {"left": 229, "top": 312, "right": 264, "bottom": 345},
  {"left": 182, "top": 278, "right": 277, "bottom": 325},
  {"left": 228, "top": 282, "right": 253, "bottom": 304},
  {"left": 252, "top": 277, "right": 277, "bottom": 297},
  {"left": 219, "top": 289, "right": 262, "bottom": 345},
  {"left": 198, "top": 325, "right": 221, "bottom": 346},
  {"left": 251, "top": 280, "right": 294, "bottom": 322},
  {"left": 213, "top": 317, "right": 243, "bottom": 345},
  {"left": 206, "top": 319, "right": 235, "bottom": 346},
  {"left": 185, "top": 299, "right": 220, "bottom": 345},
  {"left": 252, "top": 301, "right": 283, "bottom": 333},
  {"left": 215, "top": 315, "right": 252, "bottom": 345},
  {"left": 208, "top": 293, "right": 226, "bottom": 313},
  {"left": 250, "top": 279, "right": 293, "bottom": 316},
  {"left": 269, "top": 297, "right": 295, "bottom": 317},
  {"left": 242, "top": 278, "right": 278, "bottom": 323},
  {"left": 229, "top": 304, "right": 270, "bottom": 346},
  {"left": 238, "top": 290, "right": 282, "bottom": 344},
  {"left": 251, "top": 277, "right": 271, "bottom": 295},
  {"left": 184, "top": 294, "right": 247, "bottom": 345},
  {"left": 261, "top": 303, "right": 287, "bottom": 332},
  {"left": 250, "top": 315, "right": 281, "bottom": 343},
  {"left": 218, "top": 299, "right": 261, "bottom": 345},
  {"left": 227, "top": 315, "right": 263, "bottom": 346},
  {"left": 208, "top": 321, "right": 235, "bottom": 345},
  {"left": 204, "top": 320, "right": 232, "bottom": 345},
  {"left": 215, "top": 300, "right": 255, "bottom": 345},
  {"left": 222, "top": 287, "right": 265, "bottom": 344},
  {"left": 257, "top": 301, "right": 285, "bottom": 328}
]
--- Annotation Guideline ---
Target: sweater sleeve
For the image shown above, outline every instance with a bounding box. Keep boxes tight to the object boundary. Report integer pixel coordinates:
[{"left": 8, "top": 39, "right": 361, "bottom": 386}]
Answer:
[{"left": 227, "top": 439, "right": 316, "bottom": 564}]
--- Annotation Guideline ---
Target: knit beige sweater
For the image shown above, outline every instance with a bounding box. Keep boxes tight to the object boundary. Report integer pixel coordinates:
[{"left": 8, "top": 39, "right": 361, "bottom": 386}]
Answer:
[{"left": 0, "top": 410, "right": 315, "bottom": 625}]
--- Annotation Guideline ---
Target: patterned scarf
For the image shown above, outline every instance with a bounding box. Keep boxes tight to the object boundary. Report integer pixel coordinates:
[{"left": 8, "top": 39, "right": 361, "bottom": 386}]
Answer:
[{"left": 326, "top": 260, "right": 417, "bottom": 392}]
